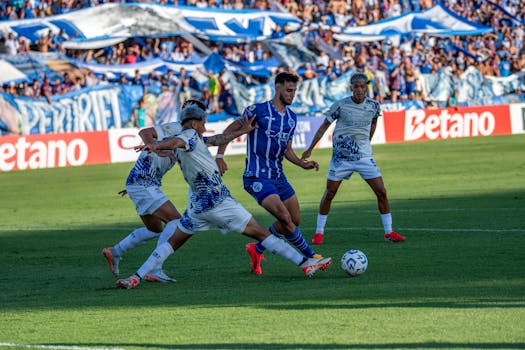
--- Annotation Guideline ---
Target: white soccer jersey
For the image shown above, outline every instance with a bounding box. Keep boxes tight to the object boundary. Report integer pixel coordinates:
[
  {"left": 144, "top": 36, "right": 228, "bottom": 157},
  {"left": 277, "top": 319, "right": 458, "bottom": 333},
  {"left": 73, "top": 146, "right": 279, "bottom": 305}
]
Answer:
[
  {"left": 325, "top": 96, "right": 381, "bottom": 161},
  {"left": 126, "top": 122, "right": 182, "bottom": 187},
  {"left": 175, "top": 128, "right": 231, "bottom": 214}
]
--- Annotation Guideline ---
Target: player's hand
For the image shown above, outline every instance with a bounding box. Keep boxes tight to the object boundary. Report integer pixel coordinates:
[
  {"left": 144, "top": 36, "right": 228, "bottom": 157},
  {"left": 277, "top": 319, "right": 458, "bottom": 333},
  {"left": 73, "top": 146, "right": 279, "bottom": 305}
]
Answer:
[
  {"left": 301, "top": 149, "right": 312, "bottom": 161},
  {"left": 302, "top": 160, "right": 319, "bottom": 171},
  {"left": 135, "top": 142, "right": 157, "bottom": 153},
  {"left": 238, "top": 114, "right": 256, "bottom": 134},
  {"left": 216, "top": 158, "right": 228, "bottom": 175},
  {"left": 118, "top": 189, "right": 127, "bottom": 196}
]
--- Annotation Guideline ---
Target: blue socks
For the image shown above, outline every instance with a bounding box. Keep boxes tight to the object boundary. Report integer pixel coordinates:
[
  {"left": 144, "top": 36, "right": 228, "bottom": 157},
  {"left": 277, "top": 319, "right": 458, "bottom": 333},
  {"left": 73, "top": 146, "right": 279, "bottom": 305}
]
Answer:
[{"left": 256, "top": 225, "right": 316, "bottom": 258}]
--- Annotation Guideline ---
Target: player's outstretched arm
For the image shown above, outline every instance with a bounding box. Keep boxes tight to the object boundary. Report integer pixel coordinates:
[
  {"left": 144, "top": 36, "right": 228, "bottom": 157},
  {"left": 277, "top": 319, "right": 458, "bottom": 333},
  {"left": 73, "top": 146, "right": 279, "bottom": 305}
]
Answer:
[
  {"left": 301, "top": 118, "right": 331, "bottom": 161},
  {"left": 285, "top": 141, "right": 319, "bottom": 171},
  {"left": 135, "top": 136, "right": 186, "bottom": 154},
  {"left": 206, "top": 115, "right": 255, "bottom": 147},
  {"left": 214, "top": 114, "right": 248, "bottom": 174},
  {"left": 138, "top": 127, "right": 158, "bottom": 144}
]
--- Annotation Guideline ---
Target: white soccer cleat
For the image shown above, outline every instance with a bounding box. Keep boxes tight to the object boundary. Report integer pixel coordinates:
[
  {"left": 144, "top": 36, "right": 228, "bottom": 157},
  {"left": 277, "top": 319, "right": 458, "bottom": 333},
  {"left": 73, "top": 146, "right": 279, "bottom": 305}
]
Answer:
[
  {"left": 102, "top": 247, "right": 120, "bottom": 276},
  {"left": 144, "top": 269, "right": 176, "bottom": 283},
  {"left": 301, "top": 256, "right": 332, "bottom": 277}
]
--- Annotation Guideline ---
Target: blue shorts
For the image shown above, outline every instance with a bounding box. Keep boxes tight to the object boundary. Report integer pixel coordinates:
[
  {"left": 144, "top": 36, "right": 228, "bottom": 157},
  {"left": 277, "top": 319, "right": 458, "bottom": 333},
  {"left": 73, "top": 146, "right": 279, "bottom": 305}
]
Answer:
[{"left": 243, "top": 176, "right": 295, "bottom": 205}]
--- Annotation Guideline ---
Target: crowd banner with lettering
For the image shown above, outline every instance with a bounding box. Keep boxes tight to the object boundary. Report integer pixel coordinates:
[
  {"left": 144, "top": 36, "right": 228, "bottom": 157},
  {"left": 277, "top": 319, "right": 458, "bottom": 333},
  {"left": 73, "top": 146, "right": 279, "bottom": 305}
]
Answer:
[
  {"left": 0, "top": 85, "right": 184, "bottom": 136},
  {"left": 0, "top": 3, "right": 302, "bottom": 47}
]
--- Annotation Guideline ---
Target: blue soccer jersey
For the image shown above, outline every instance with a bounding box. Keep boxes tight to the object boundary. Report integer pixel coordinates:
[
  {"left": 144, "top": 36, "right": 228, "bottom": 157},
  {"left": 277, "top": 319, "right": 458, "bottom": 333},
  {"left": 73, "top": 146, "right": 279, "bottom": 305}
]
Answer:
[{"left": 242, "top": 101, "right": 296, "bottom": 179}]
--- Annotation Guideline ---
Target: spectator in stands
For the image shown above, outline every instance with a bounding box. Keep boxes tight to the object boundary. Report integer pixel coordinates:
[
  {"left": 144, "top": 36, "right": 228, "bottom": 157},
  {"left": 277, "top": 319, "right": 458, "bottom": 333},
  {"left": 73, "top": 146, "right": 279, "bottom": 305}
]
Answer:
[
  {"left": 41, "top": 76, "right": 53, "bottom": 104},
  {"left": 3, "top": 31, "right": 19, "bottom": 56},
  {"left": 30, "top": 78, "right": 41, "bottom": 98},
  {"left": 20, "top": 0, "right": 35, "bottom": 19},
  {"left": 207, "top": 70, "right": 221, "bottom": 113},
  {"left": 132, "top": 97, "right": 148, "bottom": 128}
]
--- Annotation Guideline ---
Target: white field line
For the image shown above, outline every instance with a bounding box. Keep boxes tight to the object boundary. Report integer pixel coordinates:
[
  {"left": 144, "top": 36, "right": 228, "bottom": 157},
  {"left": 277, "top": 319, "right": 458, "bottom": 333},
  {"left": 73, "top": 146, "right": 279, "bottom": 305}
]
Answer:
[
  {"left": 0, "top": 226, "right": 522, "bottom": 233},
  {"left": 0, "top": 343, "right": 125, "bottom": 350}
]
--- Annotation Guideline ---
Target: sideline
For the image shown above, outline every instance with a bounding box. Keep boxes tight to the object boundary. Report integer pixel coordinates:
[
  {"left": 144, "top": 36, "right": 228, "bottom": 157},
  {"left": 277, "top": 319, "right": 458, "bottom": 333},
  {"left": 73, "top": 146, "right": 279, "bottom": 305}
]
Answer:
[{"left": 0, "top": 343, "right": 125, "bottom": 350}]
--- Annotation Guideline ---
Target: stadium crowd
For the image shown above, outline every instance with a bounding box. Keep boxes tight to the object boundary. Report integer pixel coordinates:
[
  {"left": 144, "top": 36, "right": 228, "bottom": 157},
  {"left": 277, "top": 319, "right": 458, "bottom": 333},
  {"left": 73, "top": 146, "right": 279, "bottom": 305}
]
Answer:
[{"left": 0, "top": 0, "right": 524, "bottom": 111}]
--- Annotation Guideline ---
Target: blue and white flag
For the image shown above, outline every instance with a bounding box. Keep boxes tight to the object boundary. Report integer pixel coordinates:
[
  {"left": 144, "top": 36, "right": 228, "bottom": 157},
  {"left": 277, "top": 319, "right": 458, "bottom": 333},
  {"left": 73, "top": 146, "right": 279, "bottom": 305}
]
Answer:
[
  {"left": 333, "top": 4, "right": 493, "bottom": 42},
  {"left": 0, "top": 4, "right": 302, "bottom": 47}
]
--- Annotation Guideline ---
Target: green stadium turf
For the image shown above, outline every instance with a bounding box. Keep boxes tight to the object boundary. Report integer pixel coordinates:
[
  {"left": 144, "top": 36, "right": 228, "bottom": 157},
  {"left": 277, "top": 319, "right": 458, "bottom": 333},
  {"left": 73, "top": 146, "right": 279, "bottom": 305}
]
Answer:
[{"left": 0, "top": 134, "right": 524, "bottom": 350}]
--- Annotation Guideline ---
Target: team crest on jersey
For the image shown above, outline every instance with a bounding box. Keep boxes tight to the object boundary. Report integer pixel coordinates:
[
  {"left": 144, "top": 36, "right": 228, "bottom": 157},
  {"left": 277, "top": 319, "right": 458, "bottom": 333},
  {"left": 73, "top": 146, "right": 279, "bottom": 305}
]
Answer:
[
  {"left": 248, "top": 105, "right": 256, "bottom": 111},
  {"left": 288, "top": 117, "right": 295, "bottom": 129},
  {"left": 252, "top": 182, "right": 263, "bottom": 192}
]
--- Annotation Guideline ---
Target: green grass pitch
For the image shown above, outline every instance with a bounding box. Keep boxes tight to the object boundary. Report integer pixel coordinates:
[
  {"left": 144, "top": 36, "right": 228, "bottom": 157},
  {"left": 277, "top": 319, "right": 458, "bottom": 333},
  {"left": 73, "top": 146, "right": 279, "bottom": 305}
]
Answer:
[{"left": 1, "top": 134, "right": 524, "bottom": 350}]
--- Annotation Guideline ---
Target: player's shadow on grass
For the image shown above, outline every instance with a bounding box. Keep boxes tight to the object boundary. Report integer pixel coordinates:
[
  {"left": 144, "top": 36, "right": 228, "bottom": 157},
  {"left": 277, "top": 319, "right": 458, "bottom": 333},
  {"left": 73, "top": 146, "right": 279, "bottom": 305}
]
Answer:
[
  {"left": 1, "top": 190, "right": 524, "bottom": 311},
  {"left": 51, "top": 342, "right": 525, "bottom": 349}
]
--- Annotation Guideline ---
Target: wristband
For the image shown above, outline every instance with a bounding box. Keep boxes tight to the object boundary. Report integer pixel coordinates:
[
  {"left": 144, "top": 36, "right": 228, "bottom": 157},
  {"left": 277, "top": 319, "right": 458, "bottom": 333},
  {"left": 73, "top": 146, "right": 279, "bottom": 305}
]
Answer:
[{"left": 215, "top": 154, "right": 224, "bottom": 159}]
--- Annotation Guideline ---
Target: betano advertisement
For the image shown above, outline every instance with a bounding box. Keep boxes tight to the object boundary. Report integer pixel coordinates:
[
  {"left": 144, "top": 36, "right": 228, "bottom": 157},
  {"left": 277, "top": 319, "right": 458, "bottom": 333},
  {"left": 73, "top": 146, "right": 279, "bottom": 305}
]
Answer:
[{"left": 1, "top": 103, "right": 523, "bottom": 172}]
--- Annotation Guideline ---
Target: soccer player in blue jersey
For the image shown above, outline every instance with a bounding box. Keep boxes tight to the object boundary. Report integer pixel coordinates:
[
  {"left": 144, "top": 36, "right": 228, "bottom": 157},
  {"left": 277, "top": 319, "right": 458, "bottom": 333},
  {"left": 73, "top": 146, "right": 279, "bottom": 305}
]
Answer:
[
  {"left": 301, "top": 73, "right": 406, "bottom": 244},
  {"left": 102, "top": 100, "right": 206, "bottom": 283},
  {"left": 116, "top": 103, "right": 332, "bottom": 289},
  {"left": 215, "top": 72, "right": 330, "bottom": 275}
]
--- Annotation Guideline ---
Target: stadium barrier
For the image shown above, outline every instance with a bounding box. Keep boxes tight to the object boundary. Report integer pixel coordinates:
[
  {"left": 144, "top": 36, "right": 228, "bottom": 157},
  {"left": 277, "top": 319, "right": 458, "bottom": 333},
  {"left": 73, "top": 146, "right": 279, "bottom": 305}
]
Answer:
[{"left": 1, "top": 103, "right": 524, "bottom": 172}]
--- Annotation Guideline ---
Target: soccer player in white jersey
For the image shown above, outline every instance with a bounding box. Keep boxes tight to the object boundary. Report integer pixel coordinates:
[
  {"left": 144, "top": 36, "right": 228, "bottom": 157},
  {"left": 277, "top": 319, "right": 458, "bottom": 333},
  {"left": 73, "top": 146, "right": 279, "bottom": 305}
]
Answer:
[
  {"left": 215, "top": 72, "right": 329, "bottom": 276},
  {"left": 301, "top": 73, "right": 406, "bottom": 244},
  {"left": 103, "top": 100, "right": 206, "bottom": 283},
  {"left": 116, "top": 103, "right": 332, "bottom": 289}
]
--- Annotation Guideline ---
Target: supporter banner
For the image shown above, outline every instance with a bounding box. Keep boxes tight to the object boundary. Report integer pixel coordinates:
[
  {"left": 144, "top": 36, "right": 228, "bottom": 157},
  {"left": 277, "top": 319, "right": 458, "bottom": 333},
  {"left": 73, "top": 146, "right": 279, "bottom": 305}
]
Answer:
[
  {"left": 334, "top": 4, "right": 492, "bottom": 42},
  {"left": 0, "top": 84, "right": 183, "bottom": 136},
  {"left": 0, "top": 4, "right": 301, "bottom": 46},
  {"left": 383, "top": 105, "right": 512, "bottom": 142},
  {"left": 0, "top": 130, "right": 110, "bottom": 172},
  {"left": 420, "top": 66, "right": 525, "bottom": 106}
]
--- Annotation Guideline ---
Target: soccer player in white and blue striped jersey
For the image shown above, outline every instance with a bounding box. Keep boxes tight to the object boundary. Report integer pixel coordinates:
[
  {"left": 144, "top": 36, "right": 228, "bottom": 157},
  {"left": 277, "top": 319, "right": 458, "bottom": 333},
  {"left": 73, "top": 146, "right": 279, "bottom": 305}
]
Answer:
[{"left": 216, "top": 72, "right": 330, "bottom": 275}]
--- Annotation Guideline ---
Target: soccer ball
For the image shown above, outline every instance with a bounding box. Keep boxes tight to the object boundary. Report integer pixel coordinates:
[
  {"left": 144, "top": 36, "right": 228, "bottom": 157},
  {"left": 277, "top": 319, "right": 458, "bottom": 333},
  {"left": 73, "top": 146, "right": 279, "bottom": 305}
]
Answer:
[{"left": 341, "top": 249, "right": 368, "bottom": 276}]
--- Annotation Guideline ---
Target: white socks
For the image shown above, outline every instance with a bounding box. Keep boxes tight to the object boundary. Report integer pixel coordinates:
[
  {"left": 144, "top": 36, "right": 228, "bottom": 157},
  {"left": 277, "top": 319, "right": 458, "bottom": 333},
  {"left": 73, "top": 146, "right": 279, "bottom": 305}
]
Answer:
[
  {"left": 260, "top": 235, "right": 304, "bottom": 265},
  {"left": 316, "top": 214, "right": 328, "bottom": 234},
  {"left": 136, "top": 242, "right": 174, "bottom": 279},
  {"left": 157, "top": 219, "right": 179, "bottom": 247},
  {"left": 381, "top": 213, "right": 392, "bottom": 233},
  {"left": 113, "top": 227, "right": 158, "bottom": 257}
]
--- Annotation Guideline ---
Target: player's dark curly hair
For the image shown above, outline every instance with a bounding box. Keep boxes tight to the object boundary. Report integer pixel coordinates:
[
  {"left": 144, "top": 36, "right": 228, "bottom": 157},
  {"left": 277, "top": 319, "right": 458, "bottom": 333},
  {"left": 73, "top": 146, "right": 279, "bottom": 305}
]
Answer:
[
  {"left": 275, "top": 72, "right": 300, "bottom": 85},
  {"left": 350, "top": 73, "right": 369, "bottom": 85}
]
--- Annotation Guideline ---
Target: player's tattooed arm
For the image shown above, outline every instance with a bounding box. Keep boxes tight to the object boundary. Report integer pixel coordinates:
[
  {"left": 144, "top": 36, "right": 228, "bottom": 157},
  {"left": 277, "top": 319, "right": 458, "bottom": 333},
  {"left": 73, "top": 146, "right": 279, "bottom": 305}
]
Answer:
[{"left": 205, "top": 115, "right": 256, "bottom": 146}]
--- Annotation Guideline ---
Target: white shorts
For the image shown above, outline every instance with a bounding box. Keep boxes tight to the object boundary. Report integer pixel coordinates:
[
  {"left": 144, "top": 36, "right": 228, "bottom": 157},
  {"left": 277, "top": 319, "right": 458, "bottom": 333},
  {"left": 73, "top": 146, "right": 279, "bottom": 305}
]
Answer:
[
  {"left": 178, "top": 197, "right": 252, "bottom": 235},
  {"left": 327, "top": 157, "right": 382, "bottom": 181},
  {"left": 126, "top": 185, "right": 169, "bottom": 216}
]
